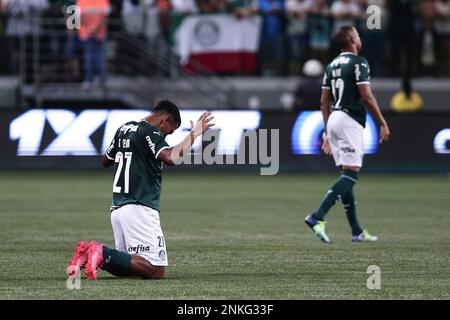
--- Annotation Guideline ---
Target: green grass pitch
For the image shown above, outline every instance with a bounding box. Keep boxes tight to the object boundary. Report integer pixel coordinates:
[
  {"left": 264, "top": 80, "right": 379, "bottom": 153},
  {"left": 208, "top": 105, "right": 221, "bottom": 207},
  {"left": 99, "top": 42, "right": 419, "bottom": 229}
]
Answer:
[{"left": 0, "top": 171, "right": 449, "bottom": 299}]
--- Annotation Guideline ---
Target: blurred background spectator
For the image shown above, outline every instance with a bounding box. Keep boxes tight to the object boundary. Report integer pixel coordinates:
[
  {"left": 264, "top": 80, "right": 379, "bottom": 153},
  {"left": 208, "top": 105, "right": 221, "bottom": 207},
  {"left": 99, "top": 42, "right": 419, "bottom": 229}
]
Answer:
[
  {"left": 307, "top": 0, "right": 331, "bottom": 67},
  {"left": 3, "top": 0, "right": 49, "bottom": 76},
  {"left": 286, "top": 0, "right": 310, "bottom": 75},
  {"left": 77, "top": 0, "right": 110, "bottom": 88},
  {"left": 120, "top": 0, "right": 168, "bottom": 75},
  {"left": 228, "top": 0, "right": 258, "bottom": 19},
  {"left": 169, "top": 0, "right": 197, "bottom": 47},
  {"left": 435, "top": 0, "right": 450, "bottom": 76},
  {"left": 197, "top": 0, "right": 221, "bottom": 13},
  {"left": 330, "top": 0, "right": 361, "bottom": 35},
  {"left": 0, "top": 0, "right": 10, "bottom": 74},
  {"left": 388, "top": 0, "right": 414, "bottom": 78},
  {"left": 257, "top": 0, "right": 288, "bottom": 76},
  {"left": 359, "top": 0, "right": 387, "bottom": 77},
  {"left": 418, "top": 0, "right": 439, "bottom": 76},
  {"left": 64, "top": 0, "right": 83, "bottom": 82},
  {"left": 172, "top": 0, "right": 198, "bottom": 14},
  {"left": 292, "top": 58, "right": 323, "bottom": 110},
  {"left": 229, "top": 0, "right": 257, "bottom": 18}
]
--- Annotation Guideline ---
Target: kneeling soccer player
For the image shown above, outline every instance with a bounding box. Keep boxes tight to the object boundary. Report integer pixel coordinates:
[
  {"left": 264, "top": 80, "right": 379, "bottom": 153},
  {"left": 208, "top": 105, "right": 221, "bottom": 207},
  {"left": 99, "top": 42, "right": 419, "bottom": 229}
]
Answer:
[{"left": 67, "top": 100, "right": 214, "bottom": 279}]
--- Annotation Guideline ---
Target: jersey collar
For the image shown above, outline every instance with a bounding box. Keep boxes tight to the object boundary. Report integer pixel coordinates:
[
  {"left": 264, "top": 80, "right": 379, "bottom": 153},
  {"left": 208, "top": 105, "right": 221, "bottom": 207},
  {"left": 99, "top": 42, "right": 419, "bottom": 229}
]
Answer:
[
  {"left": 142, "top": 119, "right": 164, "bottom": 135},
  {"left": 340, "top": 51, "right": 356, "bottom": 56}
]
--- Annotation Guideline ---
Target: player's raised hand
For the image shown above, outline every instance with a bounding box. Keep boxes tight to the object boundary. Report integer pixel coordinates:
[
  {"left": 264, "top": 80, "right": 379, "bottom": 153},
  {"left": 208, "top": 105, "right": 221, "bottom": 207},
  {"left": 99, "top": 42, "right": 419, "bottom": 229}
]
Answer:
[
  {"left": 379, "top": 123, "right": 390, "bottom": 144},
  {"left": 191, "top": 112, "right": 215, "bottom": 137}
]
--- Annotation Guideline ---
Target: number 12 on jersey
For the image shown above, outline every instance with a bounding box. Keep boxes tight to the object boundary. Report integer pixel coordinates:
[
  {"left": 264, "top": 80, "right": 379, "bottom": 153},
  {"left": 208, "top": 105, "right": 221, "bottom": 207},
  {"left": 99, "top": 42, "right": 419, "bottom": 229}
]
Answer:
[
  {"left": 331, "top": 78, "right": 344, "bottom": 109},
  {"left": 113, "top": 151, "right": 132, "bottom": 193}
]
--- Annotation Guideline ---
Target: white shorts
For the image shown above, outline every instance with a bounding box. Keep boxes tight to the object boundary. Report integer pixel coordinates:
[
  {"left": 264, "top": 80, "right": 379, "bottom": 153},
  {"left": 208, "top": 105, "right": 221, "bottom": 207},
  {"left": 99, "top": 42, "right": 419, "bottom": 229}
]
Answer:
[
  {"left": 327, "top": 111, "right": 364, "bottom": 168},
  {"left": 110, "top": 204, "right": 168, "bottom": 266}
]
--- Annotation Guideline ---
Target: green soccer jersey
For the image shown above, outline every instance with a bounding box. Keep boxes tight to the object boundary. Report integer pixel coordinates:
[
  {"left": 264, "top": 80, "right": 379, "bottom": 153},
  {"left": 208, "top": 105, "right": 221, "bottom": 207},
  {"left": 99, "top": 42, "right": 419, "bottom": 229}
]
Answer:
[
  {"left": 105, "top": 120, "right": 170, "bottom": 212},
  {"left": 322, "top": 52, "right": 371, "bottom": 127}
]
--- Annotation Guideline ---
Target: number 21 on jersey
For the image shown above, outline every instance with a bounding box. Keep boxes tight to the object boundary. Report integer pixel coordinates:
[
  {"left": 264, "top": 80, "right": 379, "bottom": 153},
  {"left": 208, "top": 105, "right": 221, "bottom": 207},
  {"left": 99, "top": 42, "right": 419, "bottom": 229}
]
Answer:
[{"left": 113, "top": 151, "right": 132, "bottom": 193}]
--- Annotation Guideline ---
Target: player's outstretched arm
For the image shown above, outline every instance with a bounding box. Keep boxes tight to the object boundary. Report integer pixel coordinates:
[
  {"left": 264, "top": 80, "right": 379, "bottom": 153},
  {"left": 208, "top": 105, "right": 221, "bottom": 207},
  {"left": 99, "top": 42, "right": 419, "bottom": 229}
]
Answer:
[
  {"left": 157, "top": 112, "right": 215, "bottom": 166},
  {"left": 358, "top": 84, "right": 390, "bottom": 144}
]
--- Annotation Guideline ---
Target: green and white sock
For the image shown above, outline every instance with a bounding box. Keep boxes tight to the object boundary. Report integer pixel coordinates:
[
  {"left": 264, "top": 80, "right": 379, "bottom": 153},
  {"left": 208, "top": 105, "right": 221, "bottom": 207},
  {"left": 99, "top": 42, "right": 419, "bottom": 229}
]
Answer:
[
  {"left": 102, "top": 246, "right": 132, "bottom": 277},
  {"left": 341, "top": 187, "right": 363, "bottom": 236},
  {"left": 312, "top": 169, "right": 359, "bottom": 221}
]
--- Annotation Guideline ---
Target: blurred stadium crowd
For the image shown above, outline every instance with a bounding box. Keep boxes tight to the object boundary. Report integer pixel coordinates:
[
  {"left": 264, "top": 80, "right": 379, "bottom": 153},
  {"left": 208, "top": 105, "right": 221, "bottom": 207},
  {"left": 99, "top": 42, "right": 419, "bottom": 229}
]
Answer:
[{"left": 0, "top": 0, "right": 449, "bottom": 81}]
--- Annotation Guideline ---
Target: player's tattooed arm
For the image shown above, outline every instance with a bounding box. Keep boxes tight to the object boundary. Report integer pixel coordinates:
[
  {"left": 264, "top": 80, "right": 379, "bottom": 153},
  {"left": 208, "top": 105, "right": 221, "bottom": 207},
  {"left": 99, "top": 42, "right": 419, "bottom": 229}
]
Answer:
[
  {"left": 358, "top": 84, "right": 390, "bottom": 144},
  {"left": 157, "top": 112, "right": 215, "bottom": 166}
]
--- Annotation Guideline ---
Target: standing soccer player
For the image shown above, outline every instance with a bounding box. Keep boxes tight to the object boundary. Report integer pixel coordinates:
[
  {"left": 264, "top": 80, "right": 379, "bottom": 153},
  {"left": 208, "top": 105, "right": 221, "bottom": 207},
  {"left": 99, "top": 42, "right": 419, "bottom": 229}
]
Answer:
[
  {"left": 67, "top": 100, "right": 214, "bottom": 279},
  {"left": 304, "top": 26, "right": 390, "bottom": 243}
]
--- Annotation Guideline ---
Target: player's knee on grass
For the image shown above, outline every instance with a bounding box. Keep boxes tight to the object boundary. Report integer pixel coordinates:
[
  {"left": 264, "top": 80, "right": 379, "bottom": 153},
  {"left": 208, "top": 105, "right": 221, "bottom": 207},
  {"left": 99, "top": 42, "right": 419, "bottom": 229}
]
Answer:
[
  {"left": 139, "top": 265, "right": 165, "bottom": 280},
  {"left": 143, "top": 266, "right": 165, "bottom": 280},
  {"left": 131, "top": 255, "right": 165, "bottom": 279}
]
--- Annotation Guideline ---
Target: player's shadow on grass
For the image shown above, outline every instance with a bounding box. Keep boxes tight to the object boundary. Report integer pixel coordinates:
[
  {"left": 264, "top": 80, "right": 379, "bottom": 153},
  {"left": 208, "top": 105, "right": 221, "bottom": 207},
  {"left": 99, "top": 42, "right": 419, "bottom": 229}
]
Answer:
[
  {"left": 61, "top": 271, "right": 285, "bottom": 282},
  {"left": 92, "top": 274, "right": 269, "bottom": 281},
  {"left": 94, "top": 276, "right": 160, "bottom": 281},
  {"left": 163, "top": 272, "right": 282, "bottom": 281}
]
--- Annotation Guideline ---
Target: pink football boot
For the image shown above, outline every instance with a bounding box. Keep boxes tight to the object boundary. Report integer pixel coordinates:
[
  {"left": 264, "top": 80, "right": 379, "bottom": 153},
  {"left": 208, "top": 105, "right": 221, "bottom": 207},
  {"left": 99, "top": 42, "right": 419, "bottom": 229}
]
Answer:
[
  {"left": 67, "top": 241, "right": 89, "bottom": 276},
  {"left": 84, "top": 241, "right": 104, "bottom": 280}
]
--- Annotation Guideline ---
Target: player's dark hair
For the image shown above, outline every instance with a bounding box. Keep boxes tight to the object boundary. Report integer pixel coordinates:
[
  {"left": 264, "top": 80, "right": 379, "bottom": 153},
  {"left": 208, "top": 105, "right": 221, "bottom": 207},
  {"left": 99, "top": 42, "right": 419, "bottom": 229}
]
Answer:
[
  {"left": 153, "top": 100, "right": 181, "bottom": 127},
  {"left": 333, "top": 26, "right": 355, "bottom": 50}
]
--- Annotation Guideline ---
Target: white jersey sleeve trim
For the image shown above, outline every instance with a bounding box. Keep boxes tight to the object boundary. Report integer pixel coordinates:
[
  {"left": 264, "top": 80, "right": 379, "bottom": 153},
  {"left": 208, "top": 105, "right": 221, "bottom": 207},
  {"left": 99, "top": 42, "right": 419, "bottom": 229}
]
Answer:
[
  {"left": 356, "top": 81, "right": 370, "bottom": 85},
  {"left": 105, "top": 153, "right": 114, "bottom": 161},
  {"left": 155, "top": 146, "right": 170, "bottom": 160},
  {"left": 322, "top": 86, "right": 331, "bottom": 90}
]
